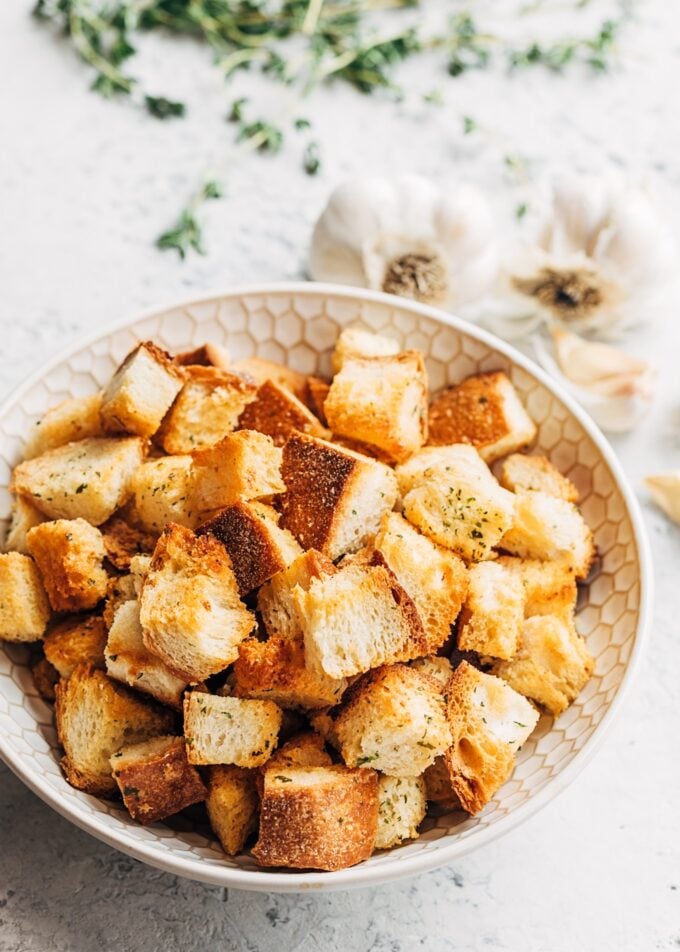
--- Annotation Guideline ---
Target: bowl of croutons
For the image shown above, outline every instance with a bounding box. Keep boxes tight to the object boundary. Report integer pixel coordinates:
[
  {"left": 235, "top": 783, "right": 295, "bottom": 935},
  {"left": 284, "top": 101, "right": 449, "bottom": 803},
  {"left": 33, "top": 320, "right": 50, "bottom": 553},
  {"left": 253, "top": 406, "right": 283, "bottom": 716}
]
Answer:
[{"left": 0, "top": 284, "right": 650, "bottom": 891}]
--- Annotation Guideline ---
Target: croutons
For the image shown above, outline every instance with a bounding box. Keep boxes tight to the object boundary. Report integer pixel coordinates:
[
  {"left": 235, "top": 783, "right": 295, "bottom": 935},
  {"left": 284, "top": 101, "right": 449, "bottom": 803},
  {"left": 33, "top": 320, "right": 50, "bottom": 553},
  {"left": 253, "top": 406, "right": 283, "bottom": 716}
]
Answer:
[
  {"left": 331, "top": 327, "right": 400, "bottom": 374},
  {"left": 498, "top": 453, "right": 579, "bottom": 503},
  {"left": 257, "top": 549, "right": 336, "bottom": 642},
  {"left": 230, "top": 357, "right": 310, "bottom": 403},
  {"left": 334, "top": 665, "right": 452, "bottom": 777},
  {"left": 139, "top": 524, "right": 255, "bottom": 683},
  {"left": 205, "top": 765, "right": 259, "bottom": 855},
  {"left": 252, "top": 765, "right": 379, "bottom": 871},
  {"left": 105, "top": 600, "right": 187, "bottom": 709},
  {"left": 130, "top": 455, "right": 196, "bottom": 534},
  {"left": 157, "top": 366, "right": 257, "bottom": 454},
  {"left": 263, "top": 731, "right": 332, "bottom": 774},
  {"left": 500, "top": 491, "right": 595, "bottom": 579},
  {"left": 495, "top": 556, "right": 577, "bottom": 618},
  {"left": 103, "top": 572, "right": 137, "bottom": 629},
  {"left": 197, "top": 502, "right": 302, "bottom": 596},
  {"left": 280, "top": 434, "right": 398, "bottom": 560},
  {"left": 190, "top": 431, "right": 285, "bottom": 514},
  {"left": 237, "top": 379, "right": 328, "bottom": 446},
  {"left": 396, "top": 444, "right": 516, "bottom": 561},
  {"left": 23, "top": 392, "right": 104, "bottom": 460},
  {"left": 325, "top": 352, "right": 428, "bottom": 463},
  {"left": 305, "top": 377, "right": 331, "bottom": 424},
  {"left": 100, "top": 342, "right": 184, "bottom": 438},
  {"left": 43, "top": 614, "right": 107, "bottom": 677},
  {"left": 3, "top": 497, "right": 45, "bottom": 554},
  {"left": 491, "top": 615, "right": 594, "bottom": 716},
  {"left": 110, "top": 736, "right": 207, "bottom": 824},
  {"left": 183, "top": 692, "right": 282, "bottom": 767},
  {"left": 457, "top": 561, "right": 525, "bottom": 660},
  {"left": 428, "top": 371, "right": 537, "bottom": 463},
  {"left": 422, "top": 756, "right": 461, "bottom": 810},
  {"left": 443, "top": 662, "right": 539, "bottom": 814},
  {"left": 410, "top": 655, "right": 454, "bottom": 692},
  {"left": 55, "top": 664, "right": 174, "bottom": 796},
  {"left": 100, "top": 517, "right": 156, "bottom": 571},
  {"left": 176, "top": 343, "right": 231, "bottom": 369},
  {"left": 375, "top": 512, "right": 468, "bottom": 654},
  {"left": 26, "top": 518, "right": 108, "bottom": 612},
  {"left": 375, "top": 775, "right": 427, "bottom": 849},
  {"left": 0, "top": 552, "right": 50, "bottom": 642},
  {"left": 31, "top": 655, "right": 60, "bottom": 702},
  {"left": 11, "top": 436, "right": 144, "bottom": 525}
]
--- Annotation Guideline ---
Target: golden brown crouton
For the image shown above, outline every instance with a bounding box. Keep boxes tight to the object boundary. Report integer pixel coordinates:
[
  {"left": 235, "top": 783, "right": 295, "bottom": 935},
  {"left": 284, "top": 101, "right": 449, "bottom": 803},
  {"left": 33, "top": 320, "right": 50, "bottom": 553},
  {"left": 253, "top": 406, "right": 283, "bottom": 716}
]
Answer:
[
  {"left": 264, "top": 731, "right": 332, "bottom": 773},
  {"left": 495, "top": 556, "right": 577, "bottom": 618},
  {"left": 100, "top": 517, "right": 156, "bottom": 570},
  {"left": 375, "top": 775, "right": 427, "bottom": 849},
  {"left": 43, "top": 614, "right": 107, "bottom": 678},
  {"left": 130, "top": 455, "right": 196, "bottom": 534},
  {"left": 205, "top": 765, "right": 259, "bottom": 855},
  {"left": 410, "top": 655, "right": 454, "bottom": 693},
  {"left": 23, "top": 393, "right": 104, "bottom": 461},
  {"left": 0, "top": 552, "right": 51, "bottom": 642},
  {"left": 190, "top": 431, "right": 285, "bottom": 514},
  {"left": 428, "top": 371, "right": 537, "bottom": 463},
  {"left": 257, "top": 549, "right": 336, "bottom": 642},
  {"left": 27, "top": 519, "right": 108, "bottom": 613},
  {"left": 305, "top": 377, "right": 331, "bottom": 425},
  {"left": 103, "top": 573, "right": 137, "bottom": 629},
  {"left": 175, "top": 343, "right": 231, "bottom": 369},
  {"left": 230, "top": 357, "right": 310, "bottom": 403},
  {"left": 422, "top": 756, "right": 461, "bottom": 810},
  {"left": 100, "top": 341, "right": 184, "bottom": 438},
  {"left": 331, "top": 327, "right": 400, "bottom": 375},
  {"left": 498, "top": 453, "right": 579, "bottom": 503},
  {"left": 31, "top": 655, "right": 60, "bottom": 702},
  {"left": 183, "top": 692, "right": 282, "bottom": 767},
  {"left": 237, "top": 379, "right": 329, "bottom": 446},
  {"left": 3, "top": 497, "right": 45, "bottom": 554},
  {"left": 457, "top": 561, "right": 525, "bottom": 660},
  {"left": 252, "top": 765, "right": 379, "bottom": 871}
]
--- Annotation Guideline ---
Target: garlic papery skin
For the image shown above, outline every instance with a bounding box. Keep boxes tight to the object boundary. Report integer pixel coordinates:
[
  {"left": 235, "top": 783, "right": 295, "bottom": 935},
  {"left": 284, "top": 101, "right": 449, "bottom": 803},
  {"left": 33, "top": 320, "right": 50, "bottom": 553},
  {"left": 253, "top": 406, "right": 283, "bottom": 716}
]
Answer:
[
  {"left": 309, "top": 175, "right": 498, "bottom": 308},
  {"left": 645, "top": 474, "right": 680, "bottom": 525},
  {"left": 533, "top": 326, "right": 655, "bottom": 433}
]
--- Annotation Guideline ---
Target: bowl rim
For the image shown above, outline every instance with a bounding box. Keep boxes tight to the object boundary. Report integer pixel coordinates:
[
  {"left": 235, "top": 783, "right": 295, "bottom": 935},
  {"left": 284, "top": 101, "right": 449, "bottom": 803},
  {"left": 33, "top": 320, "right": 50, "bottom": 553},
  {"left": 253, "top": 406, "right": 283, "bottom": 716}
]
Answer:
[{"left": 0, "top": 281, "right": 653, "bottom": 893}]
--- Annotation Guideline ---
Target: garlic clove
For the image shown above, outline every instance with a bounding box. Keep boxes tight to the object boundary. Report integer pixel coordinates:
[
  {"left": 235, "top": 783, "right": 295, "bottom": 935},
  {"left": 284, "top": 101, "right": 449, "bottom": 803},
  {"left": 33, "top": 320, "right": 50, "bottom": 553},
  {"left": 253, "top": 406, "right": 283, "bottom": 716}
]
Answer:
[{"left": 645, "top": 474, "right": 680, "bottom": 525}]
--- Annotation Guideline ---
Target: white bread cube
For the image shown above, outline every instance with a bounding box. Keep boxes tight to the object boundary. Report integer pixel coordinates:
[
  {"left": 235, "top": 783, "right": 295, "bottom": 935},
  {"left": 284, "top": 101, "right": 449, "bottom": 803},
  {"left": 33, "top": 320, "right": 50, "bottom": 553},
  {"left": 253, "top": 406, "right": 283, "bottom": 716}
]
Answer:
[
  {"left": 280, "top": 433, "right": 398, "bottom": 560},
  {"left": 0, "top": 552, "right": 50, "bottom": 642},
  {"left": 183, "top": 692, "right": 282, "bottom": 767},
  {"left": 23, "top": 392, "right": 104, "bottom": 461},
  {"left": 139, "top": 524, "right": 255, "bottom": 682},
  {"left": 190, "top": 430, "right": 284, "bottom": 514},
  {"left": 324, "top": 352, "right": 428, "bottom": 463},
  {"left": 129, "top": 553, "right": 151, "bottom": 594},
  {"left": 428, "top": 371, "right": 537, "bottom": 463},
  {"left": 3, "top": 497, "right": 45, "bottom": 554},
  {"left": 103, "top": 573, "right": 137, "bottom": 629},
  {"left": 495, "top": 556, "right": 577, "bottom": 618},
  {"left": 43, "top": 614, "right": 107, "bottom": 677},
  {"left": 258, "top": 549, "right": 336, "bottom": 642},
  {"left": 499, "top": 453, "right": 579, "bottom": 502},
  {"left": 410, "top": 655, "right": 454, "bottom": 692},
  {"left": 457, "top": 561, "right": 525, "bottom": 660},
  {"left": 264, "top": 731, "right": 332, "bottom": 774},
  {"left": 131, "top": 455, "right": 196, "bottom": 533},
  {"left": 11, "top": 436, "right": 144, "bottom": 525},
  {"left": 205, "top": 765, "right": 259, "bottom": 855},
  {"left": 331, "top": 327, "right": 400, "bottom": 374},
  {"left": 238, "top": 379, "right": 329, "bottom": 447},
  {"left": 375, "top": 775, "right": 427, "bottom": 849},
  {"left": 27, "top": 519, "right": 108, "bottom": 612},
  {"left": 100, "top": 341, "right": 184, "bottom": 437},
  {"left": 491, "top": 615, "right": 594, "bottom": 716},
  {"left": 231, "top": 356, "right": 310, "bottom": 402}
]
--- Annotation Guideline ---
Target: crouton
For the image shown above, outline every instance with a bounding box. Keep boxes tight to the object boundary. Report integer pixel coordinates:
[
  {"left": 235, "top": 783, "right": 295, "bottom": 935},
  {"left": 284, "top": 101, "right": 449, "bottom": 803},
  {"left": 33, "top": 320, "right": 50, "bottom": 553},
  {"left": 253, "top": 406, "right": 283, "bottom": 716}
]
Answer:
[
  {"left": 443, "top": 661, "right": 539, "bottom": 814},
  {"left": 176, "top": 343, "right": 231, "bottom": 369},
  {"left": 27, "top": 519, "right": 108, "bottom": 612},
  {"left": 183, "top": 692, "right": 282, "bottom": 767},
  {"left": 197, "top": 502, "right": 302, "bottom": 596},
  {"left": 495, "top": 556, "right": 577, "bottom": 618},
  {"left": 457, "top": 561, "right": 525, "bottom": 661},
  {"left": 190, "top": 431, "right": 284, "bottom": 514},
  {"left": 500, "top": 491, "right": 595, "bottom": 579},
  {"left": 23, "top": 392, "right": 104, "bottom": 461},
  {"left": 410, "top": 655, "right": 454, "bottom": 692},
  {"left": 55, "top": 664, "right": 174, "bottom": 796},
  {"left": 31, "top": 655, "right": 60, "bottom": 702},
  {"left": 375, "top": 775, "right": 427, "bottom": 849},
  {"left": 100, "top": 341, "right": 184, "bottom": 438},
  {"left": 100, "top": 517, "right": 156, "bottom": 570},
  {"left": 237, "top": 379, "right": 329, "bottom": 447},
  {"left": 334, "top": 664, "right": 451, "bottom": 777},
  {"left": 11, "top": 436, "right": 144, "bottom": 525},
  {"left": 129, "top": 553, "right": 151, "bottom": 594},
  {"left": 3, "top": 497, "right": 45, "bottom": 554},
  {"left": 105, "top": 600, "right": 187, "bottom": 709},
  {"left": 110, "top": 736, "right": 206, "bottom": 824},
  {"left": 252, "top": 765, "right": 379, "bottom": 871},
  {"left": 264, "top": 731, "right": 332, "bottom": 773},
  {"left": 257, "top": 549, "right": 336, "bottom": 642},
  {"left": 231, "top": 356, "right": 310, "bottom": 403},
  {"left": 375, "top": 511, "right": 468, "bottom": 653},
  {"left": 205, "top": 765, "right": 259, "bottom": 855},
  {"left": 491, "top": 615, "right": 594, "bottom": 716},
  {"left": 103, "top": 573, "right": 137, "bottom": 629},
  {"left": 325, "top": 352, "right": 428, "bottom": 463},
  {"left": 280, "top": 434, "right": 398, "bottom": 560},
  {"left": 130, "top": 455, "right": 196, "bottom": 534},
  {"left": 498, "top": 453, "right": 579, "bottom": 503},
  {"left": 428, "top": 372, "right": 537, "bottom": 463},
  {"left": 331, "top": 327, "right": 400, "bottom": 374},
  {"left": 422, "top": 756, "right": 461, "bottom": 810},
  {"left": 43, "top": 614, "right": 107, "bottom": 678},
  {"left": 396, "top": 444, "right": 516, "bottom": 561},
  {"left": 305, "top": 377, "right": 330, "bottom": 425},
  {"left": 157, "top": 366, "right": 257, "bottom": 454},
  {"left": 0, "top": 552, "right": 50, "bottom": 642},
  {"left": 139, "top": 524, "right": 255, "bottom": 683}
]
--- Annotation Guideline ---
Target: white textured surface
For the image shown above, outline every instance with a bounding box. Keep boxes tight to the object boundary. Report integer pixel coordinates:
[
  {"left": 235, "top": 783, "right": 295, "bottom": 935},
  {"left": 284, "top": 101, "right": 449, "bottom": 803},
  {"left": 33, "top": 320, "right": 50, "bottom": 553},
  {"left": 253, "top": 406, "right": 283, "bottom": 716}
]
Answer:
[{"left": 0, "top": 1, "right": 679, "bottom": 949}]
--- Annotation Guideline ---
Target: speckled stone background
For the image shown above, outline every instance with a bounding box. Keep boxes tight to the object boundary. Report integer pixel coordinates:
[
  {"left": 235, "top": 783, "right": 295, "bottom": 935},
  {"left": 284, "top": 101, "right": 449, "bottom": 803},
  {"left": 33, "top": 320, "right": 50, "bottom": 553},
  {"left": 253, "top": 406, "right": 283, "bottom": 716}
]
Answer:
[{"left": 1, "top": 1, "right": 679, "bottom": 949}]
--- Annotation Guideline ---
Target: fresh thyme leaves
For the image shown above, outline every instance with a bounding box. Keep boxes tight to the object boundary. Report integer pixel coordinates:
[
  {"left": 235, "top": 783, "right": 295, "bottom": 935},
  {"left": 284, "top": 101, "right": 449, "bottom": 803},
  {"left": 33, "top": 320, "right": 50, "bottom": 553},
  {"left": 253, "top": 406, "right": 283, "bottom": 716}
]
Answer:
[
  {"left": 145, "top": 95, "right": 186, "bottom": 119},
  {"left": 237, "top": 120, "right": 284, "bottom": 153},
  {"left": 446, "top": 13, "right": 493, "bottom": 78},
  {"left": 303, "top": 140, "right": 321, "bottom": 175},
  {"left": 156, "top": 180, "right": 223, "bottom": 258},
  {"left": 508, "top": 19, "right": 621, "bottom": 74}
]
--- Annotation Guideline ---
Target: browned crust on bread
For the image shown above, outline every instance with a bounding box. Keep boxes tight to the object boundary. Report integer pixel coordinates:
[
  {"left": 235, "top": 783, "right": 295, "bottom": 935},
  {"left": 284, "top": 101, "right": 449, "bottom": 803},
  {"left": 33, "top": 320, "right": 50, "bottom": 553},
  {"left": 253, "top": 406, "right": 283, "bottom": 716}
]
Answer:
[
  {"left": 366, "top": 550, "right": 428, "bottom": 655},
  {"left": 498, "top": 453, "right": 580, "bottom": 503},
  {"left": 27, "top": 520, "right": 107, "bottom": 613},
  {"left": 149, "top": 521, "right": 232, "bottom": 579},
  {"left": 428, "top": 372, "right": 514, "bottom": 449},
  {"left": 305, "top": 377, "right": 331, "bottom": 425},
  {"left": 135, "top": 341, "right": 184, "bottom": 378},
  {"left": 175, "top": 344, "right": 230, "bottom": 370},
  {"left": 31, "top": 655, "right": 60, "bottom": 701},
  {"left": 43, "top": 614, "right": 107, "bottom": 677},
  {"left": 238, "top": 379, "right": 329, "bottom": 446},
  {"left": 205, "top": 764, "right": 260, "bottom": 855},
  {"left": 230, "top": 357, "right": 310, "bottom": 402},
  {"left": 111, "top": 737, "right": 207, "bottom": 824},
  {"left": 100, "top": 517, "right": 156, "bottom": 570}
]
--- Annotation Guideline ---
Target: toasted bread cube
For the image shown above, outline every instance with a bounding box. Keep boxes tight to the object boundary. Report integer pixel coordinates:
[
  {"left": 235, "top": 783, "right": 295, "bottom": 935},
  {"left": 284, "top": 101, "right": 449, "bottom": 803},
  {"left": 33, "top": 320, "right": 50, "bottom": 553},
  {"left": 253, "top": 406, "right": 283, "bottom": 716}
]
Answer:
[
  {"left": 238, "top": 379, "right": 329, "bottom": 447},
  {"left": 457, "top": 561, "right": 525, "bottom": 660},
  {"left": 197, "top": 502, "right": 302, "bottom": 596},
  {"left": 139, "top": 524, "right": 255, "bottom": 683},
  {"left": 280, "top": 434, "right": 398, "bottom": 560},
  {"left": 26, "top": 519, "right": 108, "bottom": 612},
  {"left": 305, "top": 377, "right": 331, "bottom": 425},
  {"left": 375, "top": 512, "right": 468, "bottom": 654},
  {"left": 325, "top": 352, "right": 428, "bottom": 463},
  {"left": 375, "top": 775, "right": 427, "bottom": 849},
  {"left": 252, "top": 765, "right": 379, "bottom": 871},
  {"left": 500, "top": 491, "right": 595, "bottom": 579},
  {"left": 308, "top": 710, "right": 340, "bottom": 751},
  {"left": 3, "top": 497, "right": 45, "bottom": 554},
  {"left": 100, "top": 517, "right": 155, "bottom": 571},
  {"left": 23, "top": 393, "right": 104, "bottom": 461},
  {"left": 110, "top": 736, "right": 207, "bottom": 824},
  {"left": 130, "top": 455, "right": 196, "bottom": 534},
  {"left": 257, "top": 549, "right": 336, "bottom": 641},
  {"left": 0, "top": 552, "right": 50, "bottom": 642},
  {"left": 11, "top": 437, "right": 144, "bottom": 526},
  {"left": 422, "top": 755, "right": 461, "bottom": 810},
  {"left": 176, "top": 343, "right": 231, "bottom": 369},
  {"left": 396, "top": 444, "right": 516, "bottom": 561},
  {"left": 495, "top": 556, "right": 577, "bottom": 618},
  {"left": 103, "top": 573, "right": 136, "bottom": 628},
  {"left": 55, "top": 664, "right": 174, "bottom": 796},
  {"left": 499, "top": 453, "right": 579, "bottom": 503},
  {"left": 331, "top": 327, "right": 400, "bottom": 375},
  {"left": 183, "top": 692, "right": 282, "bottom": 767},
  {"left": 158, "top": 366, "right": 257, "bottom": 454},
  {"left": 410, "top": 655, "right": 454, "bottom": 692},
  {"left": 31, "top": 655, "right": 60, "bottom": 702},
  {"left": 444, "top": 661, "right": 539, "bottom": 814},
  {"left": 428, "top": 372, "right": 537, "bottom": 463},
  {"left": 190, "top": 431, "right": 284, "bottom": 514},
  {"left": 105, "top": 600, "right": 187, "bottom": 709},
  {"left": 231, "top": 356, "right": 310, "bottom": 403},
  {"left": 100, "top": 342, "right": 183, "bottom": 438},
  {"left": 129, "top": 553, "right": 151, "bottom": 594},
  {"left": 265, "top": 731, "right": 332, "bottom": 773},
  {"left": 43, "top": 614, "right": 107, "bottom": 678},
  {"left": 205, "top": 765, "right": 259, "bottom": 855},
  {"left": 491, "top": 615, "right": 594, "bottom": 715},
  {"left": 335, "top": 665, "right": 451, "bottom": 777}
]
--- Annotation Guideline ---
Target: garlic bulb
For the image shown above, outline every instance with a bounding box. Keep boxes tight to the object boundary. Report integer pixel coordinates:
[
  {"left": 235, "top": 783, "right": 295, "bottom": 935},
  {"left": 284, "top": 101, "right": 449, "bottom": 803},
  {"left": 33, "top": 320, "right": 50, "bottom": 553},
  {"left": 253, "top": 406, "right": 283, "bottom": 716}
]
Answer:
[
  {"left": 645, "top": 474, "right": 680, "bottom": 525},
  {"left": 309, "top": 175, "right": 498, "bottom": 308},
  {"left": 534, "top": 326, "right": 655, "bottom": 433}
]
